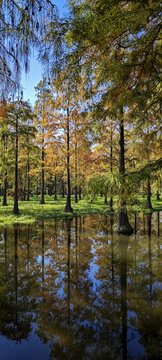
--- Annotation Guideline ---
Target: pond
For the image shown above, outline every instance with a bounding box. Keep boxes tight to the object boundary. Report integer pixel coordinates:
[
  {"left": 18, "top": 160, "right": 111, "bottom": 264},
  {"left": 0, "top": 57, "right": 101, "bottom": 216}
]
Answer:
[{"left": 0, "top": 213, "right": 161, "bottom": 360}]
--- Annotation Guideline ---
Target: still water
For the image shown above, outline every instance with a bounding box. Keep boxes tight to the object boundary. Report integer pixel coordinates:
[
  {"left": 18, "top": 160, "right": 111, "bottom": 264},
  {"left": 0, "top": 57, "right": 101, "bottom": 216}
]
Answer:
[{"left": 0, "top": 213, "right": 161, "bottom": 360}]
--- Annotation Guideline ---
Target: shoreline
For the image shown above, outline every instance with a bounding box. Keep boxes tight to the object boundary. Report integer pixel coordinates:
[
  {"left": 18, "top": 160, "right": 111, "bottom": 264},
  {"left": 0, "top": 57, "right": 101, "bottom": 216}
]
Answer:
[{"left": 0, "top": 195, "right": 161, "bottom": 227}]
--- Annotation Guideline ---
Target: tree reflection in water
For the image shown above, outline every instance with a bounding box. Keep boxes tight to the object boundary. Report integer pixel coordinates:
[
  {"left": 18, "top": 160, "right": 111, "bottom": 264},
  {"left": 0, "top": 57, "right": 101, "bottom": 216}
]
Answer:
[
  {"left": 119, "top": 235, "right": 129, "bottom": 360},
  {"left": 0, "top": 212, "right": 161, "bottom": 359},
  {"left": 0, "top": 225, "right": 34, "bottom": 344}
]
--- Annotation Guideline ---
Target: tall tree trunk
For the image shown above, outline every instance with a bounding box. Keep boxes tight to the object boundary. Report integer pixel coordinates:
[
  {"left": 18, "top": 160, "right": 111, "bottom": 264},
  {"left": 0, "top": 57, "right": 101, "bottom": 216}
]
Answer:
[
  {"left": 146, "top": 179, "right": 153, "bottom": 210},
  {"left": 27, "top": 118, "right": 30, "bottom": 201},
  {"left": 118, "top": 118, "right": 132, "bottom": 233},
  {"left": 65, "top": 107, "right": 73, "bottom": 213},
  {"left": 104, "top": 193, "right": 108, "bottom": 204},
  {"left": 74, "top": 187, "right": 78, "bottom": 203},
  {"left": 74, "top": 174, "right": 78, "bottom": 203},
  {"left": 23, "top": 184, "right": 26, "bottom": 201},
  {"left": 3, "top": 136, "right": 8, "bottom": 206},
  {"left": 48, "top": 178, "right": 52, "bottom": 196},
  {"left": 54, "top": 174, "right": 57, "bottom": 201},
  {"left": 62, "top": 178, "right": 65, "bottom": 198},
  {"left": 23, "top": 168, "right": 27, "bottom": 201},
  {"left": 79, "top": 186, "right": 81, "bottom": 200},
  {"left": 36, "top": 179, "right": 39, "bottom": 197},
  {"left": 156, "top": 190, "right": 160, "bottom": 201},
  {"left": 23, "top": 190, "right": 25, "bottom": 201},
  {"left": 27, "top": 152, "right": 30, "bottom": 201},
  {"left": 109, "top": 126, "right": 114, "bottom": 212},
  {"left": 13, "top": 115, "right": 19, "bottom": 215},
  {"left": 40, "top": 127, "right": 45, "bottom": 204},
  {"left": 74, "top": 118, "right": 78, "bottom": 203},
  {"left": 3, "top": 172, "right": 8, "bottom": 206}
]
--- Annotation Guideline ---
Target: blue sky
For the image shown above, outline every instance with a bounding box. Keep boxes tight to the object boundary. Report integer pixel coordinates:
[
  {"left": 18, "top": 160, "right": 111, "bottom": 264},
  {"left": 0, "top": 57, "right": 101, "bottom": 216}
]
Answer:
[{"left": 21, "top": 0, "right": 67, "bottom": 106}]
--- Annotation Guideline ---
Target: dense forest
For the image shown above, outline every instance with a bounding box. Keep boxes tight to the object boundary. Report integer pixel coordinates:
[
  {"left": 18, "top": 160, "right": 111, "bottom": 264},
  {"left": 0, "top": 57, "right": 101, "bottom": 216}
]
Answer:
[{"left": 0, "top": 0, "right": 161, "bottom": 233}]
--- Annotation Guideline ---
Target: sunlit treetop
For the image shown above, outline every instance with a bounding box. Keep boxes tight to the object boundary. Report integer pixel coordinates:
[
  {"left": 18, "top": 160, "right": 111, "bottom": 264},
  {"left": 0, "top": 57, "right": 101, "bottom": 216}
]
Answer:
[{"left": 66, "top": 0, "right": 161, "bottom": 114}]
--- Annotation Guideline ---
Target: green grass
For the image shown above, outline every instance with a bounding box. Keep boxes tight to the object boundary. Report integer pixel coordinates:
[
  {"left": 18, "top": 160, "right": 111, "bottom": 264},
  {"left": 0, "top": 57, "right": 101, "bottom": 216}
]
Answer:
[{"left": 0, "top": 194, "right": 161, "bottom": 227}]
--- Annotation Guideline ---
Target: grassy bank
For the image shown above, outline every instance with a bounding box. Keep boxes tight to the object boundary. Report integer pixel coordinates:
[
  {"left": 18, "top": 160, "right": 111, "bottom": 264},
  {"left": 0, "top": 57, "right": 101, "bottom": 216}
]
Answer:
[{"left": 0, "top": 195, "right": 161, "bottom": 226}]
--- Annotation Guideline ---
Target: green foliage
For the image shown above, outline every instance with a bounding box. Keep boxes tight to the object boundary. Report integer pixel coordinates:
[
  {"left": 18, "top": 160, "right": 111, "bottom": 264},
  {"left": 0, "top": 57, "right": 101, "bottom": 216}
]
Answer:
[
  {"left": 128, "top": 159, "right": 162, "bottom": 183},
  {"left": 87, "top": 173, "right": 117, "bottom": 196}
]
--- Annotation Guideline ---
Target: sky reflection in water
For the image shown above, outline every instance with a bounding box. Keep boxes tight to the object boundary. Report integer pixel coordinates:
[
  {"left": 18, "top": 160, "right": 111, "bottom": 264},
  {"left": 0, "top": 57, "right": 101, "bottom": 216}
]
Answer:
[{"left": 0, "top": 212, "right": 161, "bottom": 360}]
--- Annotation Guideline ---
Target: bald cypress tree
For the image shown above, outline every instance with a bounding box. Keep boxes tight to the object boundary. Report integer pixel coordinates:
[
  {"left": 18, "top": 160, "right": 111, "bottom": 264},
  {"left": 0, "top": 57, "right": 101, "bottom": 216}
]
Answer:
[
  {"left": 62, "top": 0, "right": 161, "bottom": 232},
  {"left": 7, "top": 99, "right": 34, "bottom": 215}
]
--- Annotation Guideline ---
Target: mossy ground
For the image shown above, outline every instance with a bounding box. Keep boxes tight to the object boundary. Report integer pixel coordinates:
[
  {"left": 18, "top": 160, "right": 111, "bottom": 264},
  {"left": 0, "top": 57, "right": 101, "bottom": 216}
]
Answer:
[{"left": 0, "top": 194, "right": 161, "bottom": 227}]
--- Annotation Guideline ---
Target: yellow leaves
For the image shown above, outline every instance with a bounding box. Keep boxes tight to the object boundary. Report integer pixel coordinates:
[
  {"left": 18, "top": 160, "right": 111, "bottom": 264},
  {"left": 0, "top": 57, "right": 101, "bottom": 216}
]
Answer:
[
  {"left": 29, "top": 168, "right": 40, "bottom": 176},
  {"left": 0, "top": 100, "right": 7, "bottom": 121}
]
